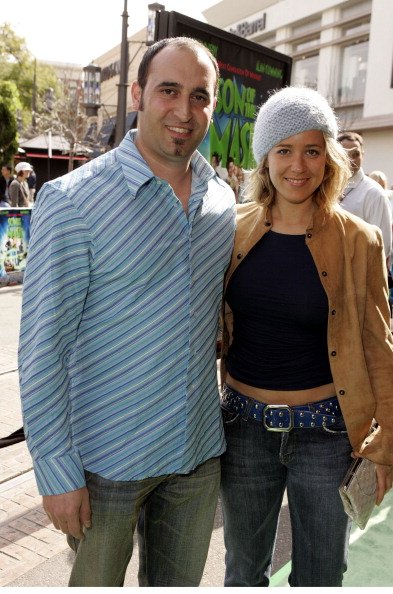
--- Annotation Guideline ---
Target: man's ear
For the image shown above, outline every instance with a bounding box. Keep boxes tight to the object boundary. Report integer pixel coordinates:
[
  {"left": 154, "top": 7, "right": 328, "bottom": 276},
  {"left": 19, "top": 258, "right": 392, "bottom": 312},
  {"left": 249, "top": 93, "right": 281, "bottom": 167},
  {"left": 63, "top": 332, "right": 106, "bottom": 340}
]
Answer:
[{"left": 131, "top": 81, "right": 142, "bottom": 110}]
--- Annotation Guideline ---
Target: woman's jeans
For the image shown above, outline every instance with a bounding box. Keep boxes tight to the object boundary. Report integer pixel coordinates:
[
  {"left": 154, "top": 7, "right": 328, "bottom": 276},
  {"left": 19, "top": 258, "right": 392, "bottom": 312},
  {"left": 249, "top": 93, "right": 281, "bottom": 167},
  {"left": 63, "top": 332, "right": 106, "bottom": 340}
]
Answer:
[
  {"left": 67, "top": 457, "right": 220, "bottom": 587},
  {"left": 220, "top": 390, "right": 353, "bottom": 587}
]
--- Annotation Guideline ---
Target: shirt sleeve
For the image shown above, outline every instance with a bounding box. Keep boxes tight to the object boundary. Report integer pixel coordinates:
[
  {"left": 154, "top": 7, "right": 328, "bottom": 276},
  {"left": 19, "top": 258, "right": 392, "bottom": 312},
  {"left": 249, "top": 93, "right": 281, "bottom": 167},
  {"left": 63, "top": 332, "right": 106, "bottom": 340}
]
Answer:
[
  {"left": 363, "top": 188, "right": 393, "bottom": 259},
  {"left": 19, "top": 184, "right": 92, "bottom": 495}
]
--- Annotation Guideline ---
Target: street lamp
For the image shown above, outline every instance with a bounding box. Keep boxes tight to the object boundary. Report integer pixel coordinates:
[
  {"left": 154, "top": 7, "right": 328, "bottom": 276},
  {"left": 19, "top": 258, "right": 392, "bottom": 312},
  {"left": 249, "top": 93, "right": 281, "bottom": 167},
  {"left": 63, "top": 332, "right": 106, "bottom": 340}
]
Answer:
[
  {"left": 146, "top": 3, "right": 165, "bottom": 46},
  {"left": 114, "top": 0, "right": 129, "bottom": 147},
  {"left": 83, "top": 2, "right": 166, "bottom": 150},
  {"left": 83, "top": 64, "right": 102, "bottom": 117}
]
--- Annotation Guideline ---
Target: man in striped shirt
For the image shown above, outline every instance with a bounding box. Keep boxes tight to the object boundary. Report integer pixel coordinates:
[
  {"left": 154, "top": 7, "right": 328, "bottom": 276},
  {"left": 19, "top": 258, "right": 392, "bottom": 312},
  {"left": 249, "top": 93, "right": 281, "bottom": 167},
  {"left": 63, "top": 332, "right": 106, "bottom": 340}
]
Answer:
[{"left": 19, "top": 37, "right": 236, "bottom": 586}]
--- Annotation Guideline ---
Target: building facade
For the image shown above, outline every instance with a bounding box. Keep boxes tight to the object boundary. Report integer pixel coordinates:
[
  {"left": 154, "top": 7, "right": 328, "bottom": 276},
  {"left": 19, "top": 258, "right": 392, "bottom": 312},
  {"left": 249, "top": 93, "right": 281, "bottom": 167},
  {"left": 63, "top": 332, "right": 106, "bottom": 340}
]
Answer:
[
  {"left": 89, "top": 0, "right": 392, "bottom": 182},
  {"left": 203, "top": 0, "right": 393, "bottom": 184}
]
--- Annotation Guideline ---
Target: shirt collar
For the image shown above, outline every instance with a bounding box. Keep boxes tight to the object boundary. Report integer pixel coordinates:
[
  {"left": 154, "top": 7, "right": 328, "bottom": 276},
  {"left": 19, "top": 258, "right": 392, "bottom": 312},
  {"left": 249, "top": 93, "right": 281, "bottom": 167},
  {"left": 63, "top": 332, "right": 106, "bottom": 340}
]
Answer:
[
  {"left": 117, "top": 130, "right": 216, "bottom": 199},
  {"left": 344, "top": 168, "right": 364, "bottom": 195}
]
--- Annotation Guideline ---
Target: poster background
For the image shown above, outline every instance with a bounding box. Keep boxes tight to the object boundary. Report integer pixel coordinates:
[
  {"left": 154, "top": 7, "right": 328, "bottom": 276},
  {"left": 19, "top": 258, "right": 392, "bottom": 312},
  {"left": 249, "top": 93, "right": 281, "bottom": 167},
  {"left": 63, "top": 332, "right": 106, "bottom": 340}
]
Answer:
[
  {"left": 155, "top": 11, "right": 292, "bottom": 170},
  {"left": 0, "top": 208, "right": 32, "bottom": 285}
]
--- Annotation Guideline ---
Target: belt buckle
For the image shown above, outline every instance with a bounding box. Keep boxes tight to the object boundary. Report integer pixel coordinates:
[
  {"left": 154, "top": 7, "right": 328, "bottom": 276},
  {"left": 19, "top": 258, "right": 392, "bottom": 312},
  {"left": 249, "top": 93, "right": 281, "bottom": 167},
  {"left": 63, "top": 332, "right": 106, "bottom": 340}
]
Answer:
[{"left": 263, "top": 405, "right": 294, "bottom": 432}]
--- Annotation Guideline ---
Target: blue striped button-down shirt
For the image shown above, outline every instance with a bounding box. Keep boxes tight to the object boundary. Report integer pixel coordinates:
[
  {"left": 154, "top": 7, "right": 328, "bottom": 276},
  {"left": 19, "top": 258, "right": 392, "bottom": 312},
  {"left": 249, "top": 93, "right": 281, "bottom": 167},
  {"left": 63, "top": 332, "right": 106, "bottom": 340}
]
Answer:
[{"left": 19, "top": 131, "right": 236, "bottom": 495}]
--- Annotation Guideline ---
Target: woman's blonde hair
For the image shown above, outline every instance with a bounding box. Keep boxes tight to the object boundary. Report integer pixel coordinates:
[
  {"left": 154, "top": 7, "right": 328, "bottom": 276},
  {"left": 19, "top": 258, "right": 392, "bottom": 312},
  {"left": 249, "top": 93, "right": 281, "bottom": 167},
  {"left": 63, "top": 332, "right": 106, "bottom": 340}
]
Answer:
[{"left": 244, "top": 134, "right": 351, "bottom": 213}]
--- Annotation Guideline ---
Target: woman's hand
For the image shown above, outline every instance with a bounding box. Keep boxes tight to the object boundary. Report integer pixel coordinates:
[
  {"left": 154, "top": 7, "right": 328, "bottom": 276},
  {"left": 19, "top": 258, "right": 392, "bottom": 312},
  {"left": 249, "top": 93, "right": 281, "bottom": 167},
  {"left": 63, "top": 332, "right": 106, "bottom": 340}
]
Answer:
[{"left": 375, "top": 463, "right": 393, "bottom": 505}]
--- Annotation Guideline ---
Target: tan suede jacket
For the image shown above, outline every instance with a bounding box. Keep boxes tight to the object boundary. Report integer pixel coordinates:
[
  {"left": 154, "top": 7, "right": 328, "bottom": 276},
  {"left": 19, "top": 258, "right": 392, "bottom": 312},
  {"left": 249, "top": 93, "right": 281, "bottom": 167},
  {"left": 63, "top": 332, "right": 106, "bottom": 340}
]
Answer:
[{"left": 221, "top": 201, "right": 393, "bottom": 465}]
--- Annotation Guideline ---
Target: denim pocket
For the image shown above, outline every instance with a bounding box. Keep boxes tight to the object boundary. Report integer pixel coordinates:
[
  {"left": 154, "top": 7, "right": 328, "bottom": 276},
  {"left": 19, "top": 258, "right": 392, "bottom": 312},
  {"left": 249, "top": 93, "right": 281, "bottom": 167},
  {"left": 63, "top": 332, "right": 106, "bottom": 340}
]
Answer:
[
  {"left": 322, "top": 415, "right": 348, "bottom": 435},
  {"left": 221, "top": 407, "right": 240, "bottom": 425}
]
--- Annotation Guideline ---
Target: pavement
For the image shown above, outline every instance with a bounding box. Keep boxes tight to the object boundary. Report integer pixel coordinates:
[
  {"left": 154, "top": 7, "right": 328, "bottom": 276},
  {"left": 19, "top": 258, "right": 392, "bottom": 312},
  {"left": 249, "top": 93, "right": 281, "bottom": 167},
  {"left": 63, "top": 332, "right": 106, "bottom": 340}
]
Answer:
[{"left": 0, "top": 284, "right": 392, "bottom": 589}]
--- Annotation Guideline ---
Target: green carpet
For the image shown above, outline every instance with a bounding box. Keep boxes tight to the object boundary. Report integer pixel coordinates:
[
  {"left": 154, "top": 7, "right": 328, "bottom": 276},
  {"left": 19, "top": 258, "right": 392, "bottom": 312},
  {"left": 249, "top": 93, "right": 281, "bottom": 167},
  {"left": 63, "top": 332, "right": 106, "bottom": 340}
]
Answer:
[{"left": 270, "top": 488, "right": 393, "bottom": 587}]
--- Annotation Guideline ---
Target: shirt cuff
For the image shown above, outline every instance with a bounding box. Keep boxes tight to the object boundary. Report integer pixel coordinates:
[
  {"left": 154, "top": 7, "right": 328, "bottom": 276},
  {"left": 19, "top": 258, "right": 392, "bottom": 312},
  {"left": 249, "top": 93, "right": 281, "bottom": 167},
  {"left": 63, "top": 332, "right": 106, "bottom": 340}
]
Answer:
[{"left": 32, "top": 451, "right": 86, "bottom": 496}]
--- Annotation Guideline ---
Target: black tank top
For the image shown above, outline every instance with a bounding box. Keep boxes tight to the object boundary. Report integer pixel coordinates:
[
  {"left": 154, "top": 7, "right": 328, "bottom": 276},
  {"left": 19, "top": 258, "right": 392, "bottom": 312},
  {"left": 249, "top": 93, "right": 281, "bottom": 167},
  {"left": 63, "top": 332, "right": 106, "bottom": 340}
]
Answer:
[{"left": 225, "top": 230, "right": 333, "bottom": 390}]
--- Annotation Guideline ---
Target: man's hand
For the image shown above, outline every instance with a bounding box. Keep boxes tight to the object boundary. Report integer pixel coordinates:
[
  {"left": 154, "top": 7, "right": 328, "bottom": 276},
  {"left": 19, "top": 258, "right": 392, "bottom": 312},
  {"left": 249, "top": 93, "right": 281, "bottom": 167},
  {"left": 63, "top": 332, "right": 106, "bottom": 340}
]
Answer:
[{"left": 43, "top": 487, "right": 91, "bottom": 539}]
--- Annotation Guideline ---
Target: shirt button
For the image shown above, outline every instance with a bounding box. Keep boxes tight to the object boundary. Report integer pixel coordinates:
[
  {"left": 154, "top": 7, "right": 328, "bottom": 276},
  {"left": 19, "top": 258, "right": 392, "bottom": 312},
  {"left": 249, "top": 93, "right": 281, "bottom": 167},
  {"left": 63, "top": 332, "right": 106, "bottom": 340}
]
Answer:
[
  {"left": 339, "top": 389, "right": 345, "bottom": 395},
  {"left": 237, "top": 253, "right": 242, "bottom": 259},
  {"left": 331, "top": 351, "right": 337, "bottom": 356},
  {"left": 322, "top": 271, "right": 328, "bottom": 277},
  {"left": 331, "top": 309, "right": 336, "bottom": 315},
  {"left": 306, "top": 233, "right": 312, "bottom": 238}
]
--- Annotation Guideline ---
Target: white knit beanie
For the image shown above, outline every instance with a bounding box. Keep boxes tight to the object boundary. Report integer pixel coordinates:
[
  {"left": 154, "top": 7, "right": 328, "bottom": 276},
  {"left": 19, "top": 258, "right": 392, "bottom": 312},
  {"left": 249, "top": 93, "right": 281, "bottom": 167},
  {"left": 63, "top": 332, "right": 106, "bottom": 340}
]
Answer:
[{"left": 252, "top": 86, "right": 338, "bottom": 163}]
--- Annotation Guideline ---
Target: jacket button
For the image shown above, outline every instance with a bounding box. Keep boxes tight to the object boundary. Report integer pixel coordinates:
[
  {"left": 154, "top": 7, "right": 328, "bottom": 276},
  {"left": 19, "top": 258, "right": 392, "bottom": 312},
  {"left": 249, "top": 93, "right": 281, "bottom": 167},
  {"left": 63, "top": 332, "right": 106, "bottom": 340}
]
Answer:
[
  {"left": 307, "top": 233, "right": 312, "bottom": 238},
  {"left": 339, "top": 389, "right": 345, "bottom": 395},
  {"left": 331, "top": 309, "right": 336, "bottom": 315},
  {"left": 331, "top": 351, "right": 337, "bottom": 356},
  {"left": 322, "top": 271, "right": 328, "bottom": 276},
  {"left": 237, "top": 253, "right": 242, "bottom": 259}
]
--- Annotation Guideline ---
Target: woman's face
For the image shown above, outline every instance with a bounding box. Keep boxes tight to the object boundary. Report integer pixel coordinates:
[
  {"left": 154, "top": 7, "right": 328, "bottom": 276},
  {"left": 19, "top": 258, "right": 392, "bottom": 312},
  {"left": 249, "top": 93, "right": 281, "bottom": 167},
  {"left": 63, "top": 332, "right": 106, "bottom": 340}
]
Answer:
[{"left": 266, "top": 130, "right": 326, "bottom": 206}]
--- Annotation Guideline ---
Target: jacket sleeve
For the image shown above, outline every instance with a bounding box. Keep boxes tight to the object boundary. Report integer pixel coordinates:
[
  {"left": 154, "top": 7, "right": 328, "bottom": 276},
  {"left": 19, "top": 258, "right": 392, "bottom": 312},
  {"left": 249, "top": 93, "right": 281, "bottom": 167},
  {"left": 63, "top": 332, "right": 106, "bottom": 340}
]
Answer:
[
  {"left": 9, "top": 181, "right": 19, "bottom": 207},
  {"left": 19, "top": 184, "right": 92, "bottom": 495},
  {"left": 358, "top": 229, "right": 393, "bottom": 464}
]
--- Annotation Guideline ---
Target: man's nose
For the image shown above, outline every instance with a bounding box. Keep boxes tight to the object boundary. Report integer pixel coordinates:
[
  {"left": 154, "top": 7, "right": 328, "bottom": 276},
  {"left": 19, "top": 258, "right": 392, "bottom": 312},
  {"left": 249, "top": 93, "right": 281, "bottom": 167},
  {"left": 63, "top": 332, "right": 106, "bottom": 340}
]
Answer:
[{"left": 173, "top": 97, "right": 192, "bottom": 121}]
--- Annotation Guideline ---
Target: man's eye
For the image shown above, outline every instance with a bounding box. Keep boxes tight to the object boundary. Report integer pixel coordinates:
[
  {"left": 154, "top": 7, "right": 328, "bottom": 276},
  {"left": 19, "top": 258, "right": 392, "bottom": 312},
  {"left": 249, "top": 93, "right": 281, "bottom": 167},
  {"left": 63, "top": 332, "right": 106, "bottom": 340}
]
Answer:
[{"left": 191, "top": 93, "right": 208, "bottom": 102}]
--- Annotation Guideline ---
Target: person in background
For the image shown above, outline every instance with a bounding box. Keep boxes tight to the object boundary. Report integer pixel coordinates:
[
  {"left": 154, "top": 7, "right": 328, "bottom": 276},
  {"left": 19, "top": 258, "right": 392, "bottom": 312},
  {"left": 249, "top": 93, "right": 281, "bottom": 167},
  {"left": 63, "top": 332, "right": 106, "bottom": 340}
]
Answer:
[
  {"left": 225, "top": 156, "right": 239, "bottom": 201},
  {"left": 234, "top": 165, "right": 248, "bottom": 203},
  {"left": 368, "top": 169, "right": 393, "bottom": 211},
  {"left": 27, "top": 165, "right": 37, "bottom": 202},
  {"left": 368, "top": 170, "right": 393, "bottom": 312},
  {"left": 338, "top": 132, "right": 392, "bottom": 266},
  {"left": 18, "top": 36, "right": 235, "bottom": 587},
  {"left": 368, "top": 169, "right": 388, "bottom": 189},
  {"left": 9, "top": 162, "right": 32, "bottom": 207},
  {"left": 0, "top": 195, "right": 10, "bottom": 207},
  {"left": 219, "top": 87, "right": 393, "bottom": 587},
  {"left": 0, "top": 164, "right": 13, "bottom": 203},
  {"left": 211, "top": 151, "right": 227, "bottom": 180}
]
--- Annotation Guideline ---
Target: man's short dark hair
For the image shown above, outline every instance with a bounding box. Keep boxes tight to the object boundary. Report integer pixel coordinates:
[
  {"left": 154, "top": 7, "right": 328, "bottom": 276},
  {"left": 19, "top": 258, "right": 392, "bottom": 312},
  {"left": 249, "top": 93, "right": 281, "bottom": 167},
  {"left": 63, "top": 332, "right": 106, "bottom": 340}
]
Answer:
[
  {"left": 1, "top": 164, "right": 12, "bottom": 174},
  {"left": 137, "top": 37, "right": 219, "bottom": 94},
  {"left": 337, "top": 131, "right": 364, "bottom": 147}
]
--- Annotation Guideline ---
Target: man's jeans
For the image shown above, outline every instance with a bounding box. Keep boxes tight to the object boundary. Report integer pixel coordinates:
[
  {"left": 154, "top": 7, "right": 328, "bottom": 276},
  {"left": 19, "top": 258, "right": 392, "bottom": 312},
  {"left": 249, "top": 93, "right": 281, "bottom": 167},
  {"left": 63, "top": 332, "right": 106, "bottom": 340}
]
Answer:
[
  {"left": 67, "top": 457, "right": 220, "bottom": 586},
  {"left": 220, "top": 402, "right": 353, "bottom": 587}
]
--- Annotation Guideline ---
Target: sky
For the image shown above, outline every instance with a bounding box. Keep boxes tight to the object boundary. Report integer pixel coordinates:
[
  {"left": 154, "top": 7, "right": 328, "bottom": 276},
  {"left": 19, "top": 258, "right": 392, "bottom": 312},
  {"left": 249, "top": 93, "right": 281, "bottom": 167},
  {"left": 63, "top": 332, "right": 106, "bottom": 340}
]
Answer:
[{"left": 2, "top": 0, "right": 218, "bottom": 66}]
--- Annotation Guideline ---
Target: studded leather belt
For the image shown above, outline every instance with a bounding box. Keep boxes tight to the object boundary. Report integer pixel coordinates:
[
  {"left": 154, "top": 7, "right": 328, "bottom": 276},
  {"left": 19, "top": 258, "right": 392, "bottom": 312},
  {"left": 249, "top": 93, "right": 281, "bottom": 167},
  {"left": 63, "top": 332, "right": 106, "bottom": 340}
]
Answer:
[{"left": 221, "top": 385, "right": 342, "bottom": 432}]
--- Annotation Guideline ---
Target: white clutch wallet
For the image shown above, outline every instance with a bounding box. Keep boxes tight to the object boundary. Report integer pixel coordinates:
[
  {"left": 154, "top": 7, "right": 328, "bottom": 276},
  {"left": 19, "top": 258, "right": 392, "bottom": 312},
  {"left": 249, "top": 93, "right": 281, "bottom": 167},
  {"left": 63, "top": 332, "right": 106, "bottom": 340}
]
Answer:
[{"left": 339, "top": 456, "right": 376, "bottom": 530}]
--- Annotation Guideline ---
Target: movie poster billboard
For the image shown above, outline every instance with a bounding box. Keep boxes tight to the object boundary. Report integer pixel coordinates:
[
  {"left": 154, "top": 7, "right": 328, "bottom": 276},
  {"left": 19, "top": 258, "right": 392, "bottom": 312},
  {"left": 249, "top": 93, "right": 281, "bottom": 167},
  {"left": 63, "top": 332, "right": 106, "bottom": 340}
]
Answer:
[
  {"left": 155, "top": 11, "right": 292, "bottom": 170},
  {"left": 0, "top": 208, "right": 32, "bottom": 285}
]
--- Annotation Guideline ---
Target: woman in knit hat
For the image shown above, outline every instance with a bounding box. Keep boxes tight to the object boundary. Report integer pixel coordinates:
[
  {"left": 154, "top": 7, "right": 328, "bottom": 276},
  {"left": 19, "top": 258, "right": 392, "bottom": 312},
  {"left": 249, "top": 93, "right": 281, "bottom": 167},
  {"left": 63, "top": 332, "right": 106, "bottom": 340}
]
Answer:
[
  {"left": 219, "top": 86, "right": 393, "bottom": 587},
  {"left": 9, "top": 162, "right": 33, "bottom": 207}
]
